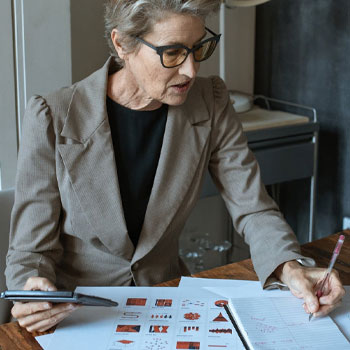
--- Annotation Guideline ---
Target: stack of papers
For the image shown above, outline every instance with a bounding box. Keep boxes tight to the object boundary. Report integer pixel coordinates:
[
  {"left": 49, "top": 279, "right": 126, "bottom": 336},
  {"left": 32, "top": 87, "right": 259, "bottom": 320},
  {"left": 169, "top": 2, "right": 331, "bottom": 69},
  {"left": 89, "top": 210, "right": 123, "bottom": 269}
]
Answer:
[{"left": 35, "top": 279, "right": 350, "bottom": 350}]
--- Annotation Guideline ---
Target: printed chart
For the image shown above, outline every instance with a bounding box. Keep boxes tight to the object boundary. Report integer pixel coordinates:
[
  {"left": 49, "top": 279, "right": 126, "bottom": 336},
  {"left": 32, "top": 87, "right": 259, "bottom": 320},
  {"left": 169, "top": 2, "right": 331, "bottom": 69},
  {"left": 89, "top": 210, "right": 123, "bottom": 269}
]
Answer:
[
  {"left": 106, "top": 294, "right": 241, "bottom": 349},
  {"left": 45, "top": 287, "right": 246, "bottom": 350}
]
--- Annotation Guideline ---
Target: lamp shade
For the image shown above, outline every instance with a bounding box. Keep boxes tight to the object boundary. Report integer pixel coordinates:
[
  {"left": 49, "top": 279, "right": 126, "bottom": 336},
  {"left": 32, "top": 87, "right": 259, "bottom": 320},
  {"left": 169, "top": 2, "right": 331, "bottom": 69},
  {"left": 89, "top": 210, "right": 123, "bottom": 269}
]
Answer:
[{"left": 225, "top": 0, "right": 270, "bottom": 7}]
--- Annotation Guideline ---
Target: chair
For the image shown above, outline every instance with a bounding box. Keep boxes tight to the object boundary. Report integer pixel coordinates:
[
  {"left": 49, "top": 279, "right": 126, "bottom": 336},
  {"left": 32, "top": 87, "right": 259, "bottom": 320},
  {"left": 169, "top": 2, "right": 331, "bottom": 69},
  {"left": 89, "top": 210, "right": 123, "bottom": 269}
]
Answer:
[{"left": 0, "top": 188, "right": 14, "bottom": 324}]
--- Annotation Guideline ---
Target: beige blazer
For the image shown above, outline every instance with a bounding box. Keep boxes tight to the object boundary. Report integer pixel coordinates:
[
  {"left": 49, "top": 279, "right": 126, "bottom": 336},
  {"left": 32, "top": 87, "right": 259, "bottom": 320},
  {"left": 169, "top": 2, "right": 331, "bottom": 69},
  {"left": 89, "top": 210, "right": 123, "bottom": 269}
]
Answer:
[{"left": 6, "top": 58, "right": 309, "bottom": 290}]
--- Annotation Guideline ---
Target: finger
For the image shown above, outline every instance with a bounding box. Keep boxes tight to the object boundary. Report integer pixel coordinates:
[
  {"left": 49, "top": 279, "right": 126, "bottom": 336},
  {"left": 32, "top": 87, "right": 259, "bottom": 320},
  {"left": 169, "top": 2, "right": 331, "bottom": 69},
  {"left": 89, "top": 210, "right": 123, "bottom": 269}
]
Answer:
[
  {"left": 26, "top": 309, "right": 75, "bottom": 333},
  {"left": 12, "top": 301, "right": 53, "bottom": 319},
  {"left": 302, "top": 303, "right": 310, "bottom": 314},
  {"left": 302, "top": 288, "right": 320, "bottom": 314},
  {"left": 313, "top": 300, "right": 342, "bottom": 318},
  {"left": 319, "top": 273, "right": 345, "bottom": 304},
  {"left": 319, "top": 285, "right": 345, "bottom": 305},
  {"left": 17, "top": 303, "right": 77, "bottom": 328},
  {"left": 24, "top": 277, "right": 57, "bottom": 292}
]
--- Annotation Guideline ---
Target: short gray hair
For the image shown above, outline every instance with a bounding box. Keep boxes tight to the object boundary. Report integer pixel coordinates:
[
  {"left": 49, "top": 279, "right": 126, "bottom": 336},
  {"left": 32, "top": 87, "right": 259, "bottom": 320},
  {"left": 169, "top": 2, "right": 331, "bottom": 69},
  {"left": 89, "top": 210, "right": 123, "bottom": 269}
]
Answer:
[{"left": 104, "top": 0, "right": 221, "bottom": 66}]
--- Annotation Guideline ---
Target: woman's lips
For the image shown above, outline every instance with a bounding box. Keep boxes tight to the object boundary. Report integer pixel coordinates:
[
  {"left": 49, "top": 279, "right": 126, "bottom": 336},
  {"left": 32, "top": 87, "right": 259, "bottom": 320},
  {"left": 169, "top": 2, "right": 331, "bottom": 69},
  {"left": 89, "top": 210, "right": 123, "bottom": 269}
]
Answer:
[{"left": 171, "top": 80, "right": 191, "bottom": 93}]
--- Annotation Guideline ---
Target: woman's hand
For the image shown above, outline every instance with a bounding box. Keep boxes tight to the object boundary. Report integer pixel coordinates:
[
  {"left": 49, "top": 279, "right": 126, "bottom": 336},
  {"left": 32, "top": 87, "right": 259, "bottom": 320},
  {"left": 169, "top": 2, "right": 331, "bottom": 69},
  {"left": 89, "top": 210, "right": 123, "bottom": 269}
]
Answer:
[
  {"left": 11, "top": 277, "right": 80, "bottom": 333},
  {"left": 275, "top": 260, "right": 345, "bottom": 318}
]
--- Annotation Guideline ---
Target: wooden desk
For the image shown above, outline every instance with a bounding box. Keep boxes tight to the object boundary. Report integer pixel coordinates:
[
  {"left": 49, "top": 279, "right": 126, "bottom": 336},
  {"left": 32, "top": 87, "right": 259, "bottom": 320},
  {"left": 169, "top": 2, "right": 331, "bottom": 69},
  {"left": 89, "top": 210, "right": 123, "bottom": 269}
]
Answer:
[{"left": 1, "top": 231, "right": 349, "bottom": 350}]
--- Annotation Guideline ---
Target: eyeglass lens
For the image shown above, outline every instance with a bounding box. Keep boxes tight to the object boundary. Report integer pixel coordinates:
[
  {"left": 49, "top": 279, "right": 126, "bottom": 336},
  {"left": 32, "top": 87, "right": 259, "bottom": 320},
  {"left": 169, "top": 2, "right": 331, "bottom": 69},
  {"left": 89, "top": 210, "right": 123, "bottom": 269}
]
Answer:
[{"left": 162, "top": 39, "right": 217, "bottom": 68}]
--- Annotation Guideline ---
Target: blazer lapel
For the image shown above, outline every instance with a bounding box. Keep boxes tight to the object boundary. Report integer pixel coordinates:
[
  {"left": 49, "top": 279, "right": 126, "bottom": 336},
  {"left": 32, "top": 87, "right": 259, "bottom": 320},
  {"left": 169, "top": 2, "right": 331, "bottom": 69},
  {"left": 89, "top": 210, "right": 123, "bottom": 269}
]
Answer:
[
  {"left": 132, "top": 86, "right": 211, "bottom": 263},
  {"left": 58, "top": 58, "right": 134, "bottom": 257}
]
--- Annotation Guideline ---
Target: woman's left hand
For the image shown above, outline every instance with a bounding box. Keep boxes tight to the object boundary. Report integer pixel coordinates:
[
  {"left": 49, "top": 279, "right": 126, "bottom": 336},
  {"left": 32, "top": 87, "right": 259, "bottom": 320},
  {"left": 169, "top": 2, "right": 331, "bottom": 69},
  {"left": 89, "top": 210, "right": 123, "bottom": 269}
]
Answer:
[{"left": 275, "top": 260, "right": 345, "bottom": 318}]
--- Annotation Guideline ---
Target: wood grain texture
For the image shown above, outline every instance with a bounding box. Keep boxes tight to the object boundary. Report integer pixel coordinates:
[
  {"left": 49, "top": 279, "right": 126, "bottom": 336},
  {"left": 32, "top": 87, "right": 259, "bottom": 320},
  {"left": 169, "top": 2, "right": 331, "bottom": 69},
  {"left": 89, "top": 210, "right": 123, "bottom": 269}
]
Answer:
[
  {"left": 0, "top": 322, "right": 42, "bottom": 350},
  {"left": 1, "top": 231, "right": 349, "bottom": 349}
]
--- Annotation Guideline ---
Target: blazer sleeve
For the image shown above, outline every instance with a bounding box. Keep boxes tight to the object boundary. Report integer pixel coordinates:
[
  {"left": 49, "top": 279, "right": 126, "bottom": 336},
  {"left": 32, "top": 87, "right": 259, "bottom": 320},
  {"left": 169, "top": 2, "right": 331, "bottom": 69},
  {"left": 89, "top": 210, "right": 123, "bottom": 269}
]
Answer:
[
  {"left": 5, "top": 96, "right": 63, "bottom": 290},
  {"left": 207, "top": 76, "right": 314, "bottom": 287}
]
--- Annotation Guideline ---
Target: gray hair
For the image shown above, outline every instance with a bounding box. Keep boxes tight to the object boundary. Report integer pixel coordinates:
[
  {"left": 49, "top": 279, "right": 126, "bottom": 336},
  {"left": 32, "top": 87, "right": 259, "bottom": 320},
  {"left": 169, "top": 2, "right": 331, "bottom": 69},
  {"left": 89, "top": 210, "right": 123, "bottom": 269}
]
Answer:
[{"left": 104, "top": 0, "right": 221, "bottom": 66}]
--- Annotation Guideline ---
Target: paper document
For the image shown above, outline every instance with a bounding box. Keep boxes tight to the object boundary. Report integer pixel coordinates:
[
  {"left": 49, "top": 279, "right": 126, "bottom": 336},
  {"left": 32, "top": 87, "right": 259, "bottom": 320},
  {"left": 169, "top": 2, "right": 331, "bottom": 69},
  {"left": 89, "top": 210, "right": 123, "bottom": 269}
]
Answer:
[
  {"left": 180, "top": 277, "right": 350, "bottom": 342},
  {"left": 179, "top": 277, "right": 257, "bottom": 288},
  {"left": 331, "top": 285, "right": 350, "bottom": 341},
  {"left": 35, "top": 334, "right": 53, "bottom": 349},
  {"left": 227, "top": 296, "right": 350, "bottom": 350},
  {"left": 37, "top": 282, "right": 350, "bottom": 349},
  {"left": 46, "top": 287, "right": 245, "bottom": 350}
]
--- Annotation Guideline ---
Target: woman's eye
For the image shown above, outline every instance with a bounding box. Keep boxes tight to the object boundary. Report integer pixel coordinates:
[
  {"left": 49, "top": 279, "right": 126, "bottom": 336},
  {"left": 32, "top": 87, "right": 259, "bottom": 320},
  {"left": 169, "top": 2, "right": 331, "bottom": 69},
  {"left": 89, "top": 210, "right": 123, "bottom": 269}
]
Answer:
[{"left": 164, "top": 49, "right": 182, "bottom": 57}]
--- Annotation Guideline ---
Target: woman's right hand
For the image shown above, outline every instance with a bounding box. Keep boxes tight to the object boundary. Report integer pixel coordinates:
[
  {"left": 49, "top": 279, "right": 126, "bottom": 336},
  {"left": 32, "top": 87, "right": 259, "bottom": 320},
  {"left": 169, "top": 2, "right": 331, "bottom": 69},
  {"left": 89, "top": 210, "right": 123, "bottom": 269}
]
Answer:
[{"left": 11, "top": 277, "right": 80, "bottom": 333}]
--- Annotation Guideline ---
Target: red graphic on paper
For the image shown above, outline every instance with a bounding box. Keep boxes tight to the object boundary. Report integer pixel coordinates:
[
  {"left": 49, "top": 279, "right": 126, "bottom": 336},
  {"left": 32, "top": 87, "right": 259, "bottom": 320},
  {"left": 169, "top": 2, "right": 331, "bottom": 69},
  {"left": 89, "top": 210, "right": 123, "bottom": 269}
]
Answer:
[
  {"left": 155, "top": 299, "right": 173, "bottom": 307},
  {"left": 126, "top": 298, "right": 147, "bottom": 306},
  {"left": 213, "top": 312, "right": 228, "bottom": 322},
  {"left": 118, "top": 340, "right": 134, "bottom": 344},
  {"left": 116, "top": 325, "right": 141, "bottom": 333},
  {"left": 149, "top": 325, "right": 169, "bottom": 333},
  {"left": 214, "top": 300, "right": 228, "bottom": 307},
  {"left": 209, "top": 328, "right": 232, "bottom": 334},
  {"left": 176, "top": 341, "right": 200, "bottom": 349},
  {"left": 184, "top": 326, "right": 199, "bottom": 332},
  {"left": 184, "top": 312, "right": 200, "bottom": 320}
]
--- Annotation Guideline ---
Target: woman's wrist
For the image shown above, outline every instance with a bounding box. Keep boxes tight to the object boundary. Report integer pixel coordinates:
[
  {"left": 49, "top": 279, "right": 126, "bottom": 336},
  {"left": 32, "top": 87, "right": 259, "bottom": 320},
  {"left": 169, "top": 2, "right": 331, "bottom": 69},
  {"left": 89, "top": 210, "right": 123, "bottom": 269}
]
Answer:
[{"left": 274, "top": 260, "right": 302, "bottom": 283}]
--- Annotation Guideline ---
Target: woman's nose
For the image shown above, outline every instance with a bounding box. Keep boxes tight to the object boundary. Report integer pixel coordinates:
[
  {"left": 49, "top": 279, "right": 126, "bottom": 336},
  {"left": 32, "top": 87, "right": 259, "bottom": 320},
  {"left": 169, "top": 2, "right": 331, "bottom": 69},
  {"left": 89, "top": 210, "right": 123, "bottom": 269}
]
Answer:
[{"left": 178, "top": 53, "right": 199, "bottom": 79}]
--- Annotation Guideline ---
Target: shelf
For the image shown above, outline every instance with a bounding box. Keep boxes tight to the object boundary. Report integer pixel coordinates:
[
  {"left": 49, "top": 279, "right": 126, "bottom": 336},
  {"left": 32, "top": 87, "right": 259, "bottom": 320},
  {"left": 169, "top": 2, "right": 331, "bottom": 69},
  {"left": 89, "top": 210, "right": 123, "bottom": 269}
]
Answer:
[{"left": 238, "top": 106, "right": 309, "bottom": 131}]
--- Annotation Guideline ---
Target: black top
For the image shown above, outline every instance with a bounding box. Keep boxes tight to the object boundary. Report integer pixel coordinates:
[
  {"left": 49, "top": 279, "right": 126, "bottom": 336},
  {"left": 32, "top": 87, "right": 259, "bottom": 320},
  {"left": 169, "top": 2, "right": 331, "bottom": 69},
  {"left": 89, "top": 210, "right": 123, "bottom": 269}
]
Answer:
[{"left": 106, "top": 97, "right": 168, "bottom": 247}]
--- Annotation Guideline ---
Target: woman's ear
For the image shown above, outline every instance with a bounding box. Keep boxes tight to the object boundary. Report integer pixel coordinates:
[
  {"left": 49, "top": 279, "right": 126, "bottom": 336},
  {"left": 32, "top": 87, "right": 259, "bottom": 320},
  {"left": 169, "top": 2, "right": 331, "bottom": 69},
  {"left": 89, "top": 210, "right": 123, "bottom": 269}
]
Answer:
[{"left": 111, "top": 29, "right": 127, "bottom": 60}]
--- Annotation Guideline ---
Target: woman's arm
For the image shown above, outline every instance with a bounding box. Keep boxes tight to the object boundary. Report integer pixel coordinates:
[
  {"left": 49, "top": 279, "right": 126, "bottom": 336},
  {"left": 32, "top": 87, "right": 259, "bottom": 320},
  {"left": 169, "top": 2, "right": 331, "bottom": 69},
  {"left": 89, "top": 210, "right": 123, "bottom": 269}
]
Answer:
[
  {"left": 5, "top": 95, "right": 63, "bottom": 290},
  {"left": 207, "top": 76, "right": 344, "bottom": 316}
]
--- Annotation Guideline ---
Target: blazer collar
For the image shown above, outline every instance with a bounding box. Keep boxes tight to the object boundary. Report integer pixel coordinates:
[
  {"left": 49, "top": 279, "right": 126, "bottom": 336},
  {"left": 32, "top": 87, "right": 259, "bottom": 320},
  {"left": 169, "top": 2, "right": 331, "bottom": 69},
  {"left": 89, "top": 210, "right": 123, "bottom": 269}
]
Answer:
[
  {"left": 61, "top": 57, "right": 118, "bottom": 143},
  {"left": 61, "top": 57, "right": 210, "bottom": 143}
]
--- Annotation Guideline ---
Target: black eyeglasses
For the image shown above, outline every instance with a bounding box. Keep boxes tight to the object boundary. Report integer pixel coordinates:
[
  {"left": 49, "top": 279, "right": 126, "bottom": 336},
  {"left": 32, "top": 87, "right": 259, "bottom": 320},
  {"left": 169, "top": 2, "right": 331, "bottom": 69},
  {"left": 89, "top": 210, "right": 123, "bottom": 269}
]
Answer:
[{"left": 135, "top": 27, "right": 221, "bottom": 68}]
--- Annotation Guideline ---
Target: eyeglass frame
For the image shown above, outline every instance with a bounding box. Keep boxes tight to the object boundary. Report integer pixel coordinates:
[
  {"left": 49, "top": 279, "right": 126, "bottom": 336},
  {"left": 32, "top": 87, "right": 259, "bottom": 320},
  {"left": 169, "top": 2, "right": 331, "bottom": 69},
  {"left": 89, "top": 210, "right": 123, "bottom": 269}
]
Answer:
[{"left": 135, "top": 27, "right": 221, "bottom": 68}]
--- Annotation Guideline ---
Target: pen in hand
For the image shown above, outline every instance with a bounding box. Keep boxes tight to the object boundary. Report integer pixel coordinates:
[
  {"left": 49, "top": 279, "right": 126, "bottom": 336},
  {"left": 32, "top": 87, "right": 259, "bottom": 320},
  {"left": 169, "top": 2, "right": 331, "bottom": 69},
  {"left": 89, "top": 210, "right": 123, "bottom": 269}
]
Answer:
[{"left": 309, "top": 234, "right": 345, "bottom": 321}]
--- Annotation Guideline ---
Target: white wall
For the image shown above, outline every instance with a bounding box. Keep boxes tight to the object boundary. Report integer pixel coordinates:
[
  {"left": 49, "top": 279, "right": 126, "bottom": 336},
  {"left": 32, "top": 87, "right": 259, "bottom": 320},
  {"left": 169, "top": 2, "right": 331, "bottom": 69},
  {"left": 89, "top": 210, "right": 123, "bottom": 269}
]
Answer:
[
  {"left": 0, "top": 0, "right": 18, "bottom": 190},
  {"left": 14, "top": 0, "right": 73, "bottom": 131},
  {"left": 200, "top": 6, "right": 256, "bottom": 94},
  {"left": 0, "top": 0, "right": 109, "bottom": 189}
]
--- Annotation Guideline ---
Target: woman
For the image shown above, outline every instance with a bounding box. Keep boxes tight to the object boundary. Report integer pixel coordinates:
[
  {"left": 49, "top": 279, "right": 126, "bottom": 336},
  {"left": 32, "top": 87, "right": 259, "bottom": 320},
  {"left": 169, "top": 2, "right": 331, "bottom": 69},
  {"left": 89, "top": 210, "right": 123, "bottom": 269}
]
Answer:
[{"left": 6, "top": 0, "right": 344, "bottom": 333}]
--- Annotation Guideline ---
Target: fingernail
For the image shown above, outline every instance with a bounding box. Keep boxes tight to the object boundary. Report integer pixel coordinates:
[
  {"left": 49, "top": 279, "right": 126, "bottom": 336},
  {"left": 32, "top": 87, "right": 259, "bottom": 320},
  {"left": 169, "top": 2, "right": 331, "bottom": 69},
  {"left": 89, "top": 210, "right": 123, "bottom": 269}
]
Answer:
[
  {"left": 309, "top": 302, "right": 317, "bottom": 313},
  {"left": 44, "top": 303, "right": 51, "bottom": 309}
]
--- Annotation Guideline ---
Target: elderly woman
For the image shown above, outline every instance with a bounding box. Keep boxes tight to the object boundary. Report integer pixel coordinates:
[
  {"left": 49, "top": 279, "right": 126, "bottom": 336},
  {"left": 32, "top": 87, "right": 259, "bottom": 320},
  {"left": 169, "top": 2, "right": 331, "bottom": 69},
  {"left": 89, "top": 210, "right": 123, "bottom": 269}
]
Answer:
[{"left": 6, "top": 0, "right": 344, "bottom": 333}]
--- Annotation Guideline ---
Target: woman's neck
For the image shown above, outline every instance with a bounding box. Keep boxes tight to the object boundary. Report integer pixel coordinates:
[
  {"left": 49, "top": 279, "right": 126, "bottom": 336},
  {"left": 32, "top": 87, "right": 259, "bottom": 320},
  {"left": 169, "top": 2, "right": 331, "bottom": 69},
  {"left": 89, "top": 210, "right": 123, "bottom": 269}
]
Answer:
[{"left": 107, "top": 68, "right": 162, "bottom": 111}]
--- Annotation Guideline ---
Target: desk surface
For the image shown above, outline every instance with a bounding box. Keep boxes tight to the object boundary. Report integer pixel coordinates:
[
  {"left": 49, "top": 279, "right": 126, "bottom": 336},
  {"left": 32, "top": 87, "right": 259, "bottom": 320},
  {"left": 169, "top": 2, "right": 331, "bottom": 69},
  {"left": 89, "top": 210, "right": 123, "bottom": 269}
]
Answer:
[{"left": 1, "top": 230, "right": 349, "bottom": 350}]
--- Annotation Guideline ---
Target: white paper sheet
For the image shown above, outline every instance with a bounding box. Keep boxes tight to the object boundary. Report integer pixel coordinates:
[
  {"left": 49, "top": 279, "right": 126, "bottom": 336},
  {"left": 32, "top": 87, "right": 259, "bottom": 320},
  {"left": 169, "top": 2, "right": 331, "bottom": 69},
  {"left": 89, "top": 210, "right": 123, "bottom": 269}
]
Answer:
[
  {"left": 179, "top": 277, "right": 257, "bottom": 288},
  {"left": 179, "top": 277, "right": 292, "bottom": 298},
  {"left": 229, "top": 296, "right": 350, "bottom": 350},
  {"left": 35, "top": 333, "right": 53, "bottom": 349},
  {"left": 330, "top": 285, "right": 350, "bottom": 341},
  {"left": 180, "top": 277, "right": 350, "bottom": 342},
  {"left": 46, "top": 287, "right": 246, "bottom": 350}
]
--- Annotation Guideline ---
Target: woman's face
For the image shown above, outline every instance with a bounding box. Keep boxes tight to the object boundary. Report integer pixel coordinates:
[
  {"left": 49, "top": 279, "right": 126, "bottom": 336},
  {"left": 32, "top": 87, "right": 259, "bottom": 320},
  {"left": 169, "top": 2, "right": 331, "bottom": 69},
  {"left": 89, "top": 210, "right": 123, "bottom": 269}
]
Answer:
[{"left": 119, "top": 14, "right": 205, "bottom": 107}]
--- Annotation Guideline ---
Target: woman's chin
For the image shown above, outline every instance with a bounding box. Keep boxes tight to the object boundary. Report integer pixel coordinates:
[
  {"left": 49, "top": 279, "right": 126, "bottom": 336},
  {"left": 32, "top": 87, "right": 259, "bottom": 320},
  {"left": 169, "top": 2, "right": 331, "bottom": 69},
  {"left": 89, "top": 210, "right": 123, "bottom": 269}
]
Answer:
[{"left": 164, "top": 93, "right": 190, "bottom": 106}]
